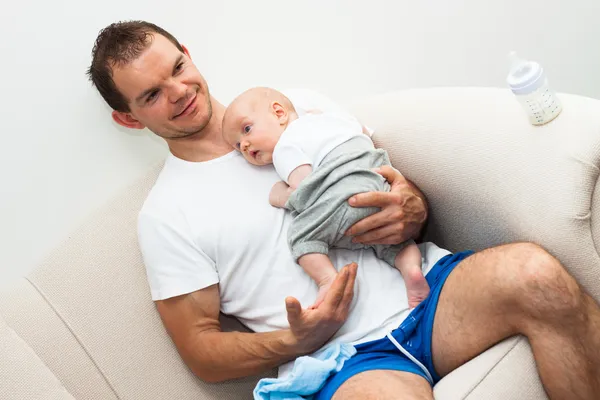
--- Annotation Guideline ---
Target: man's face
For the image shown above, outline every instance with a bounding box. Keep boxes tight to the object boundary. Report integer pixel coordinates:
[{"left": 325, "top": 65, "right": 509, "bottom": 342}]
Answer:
[{"left": 111, "top": 34, "right": 212, "bottom": 139}]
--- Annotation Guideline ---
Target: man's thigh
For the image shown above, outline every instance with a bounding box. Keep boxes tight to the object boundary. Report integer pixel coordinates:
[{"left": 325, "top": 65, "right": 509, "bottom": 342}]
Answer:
[
  {"left": 332, "top": 370, "right": 432, "bottom": 400},
  {"left": 431, "top": 243, "right": 535, "bottom": 376}
]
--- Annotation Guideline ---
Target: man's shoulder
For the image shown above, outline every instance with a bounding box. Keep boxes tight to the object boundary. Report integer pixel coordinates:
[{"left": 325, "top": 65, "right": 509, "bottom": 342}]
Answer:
[
  {"left": 138, "top": 160, "right": 186, "bottom": 221},
  {"left": 138, "top": 152, "right": 242, "bottom": 222}
]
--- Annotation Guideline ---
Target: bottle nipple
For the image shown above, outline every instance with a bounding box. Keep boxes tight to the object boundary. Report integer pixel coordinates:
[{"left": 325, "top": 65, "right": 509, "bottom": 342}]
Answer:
[{"left": 508, "top": 51, "right": 528, "bottom": 77}]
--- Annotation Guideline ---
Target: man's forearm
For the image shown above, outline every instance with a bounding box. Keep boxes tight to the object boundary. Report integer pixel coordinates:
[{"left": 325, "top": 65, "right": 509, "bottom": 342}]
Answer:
[
  {"left": 157, "top": 265, "right": 357, "bottom": 384},
  {"left": 182, "top": 328, "right": 302, "bottom": 382}
]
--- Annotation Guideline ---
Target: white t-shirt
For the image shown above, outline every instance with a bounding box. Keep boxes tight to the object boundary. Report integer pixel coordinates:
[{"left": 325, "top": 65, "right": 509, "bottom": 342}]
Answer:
[
  {"left": 138, "top": 88, "right": 451, "bottom": 350},
  {"left": 272, "top": 112, "right": 371, "bottom": 184}
]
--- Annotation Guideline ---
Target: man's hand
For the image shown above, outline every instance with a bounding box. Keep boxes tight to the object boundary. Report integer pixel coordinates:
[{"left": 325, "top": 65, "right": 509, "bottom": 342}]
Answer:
[
  {"left": 284, "top": 263, "right": 357, "bottom": 355},
  {"left": 345, "top": 166, "right": 428, "bottom": 245}
]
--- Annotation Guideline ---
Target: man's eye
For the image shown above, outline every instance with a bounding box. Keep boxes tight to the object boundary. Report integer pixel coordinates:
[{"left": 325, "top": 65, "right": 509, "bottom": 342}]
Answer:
[
  {"left": 243, "top": 125, "right": 252, "bottom": 134},
  {"left": 147, "top": 91, "right": 159, "bottom": 103},
  {"left": 175, "top": 62, "right": 184, "bottom": 72}
]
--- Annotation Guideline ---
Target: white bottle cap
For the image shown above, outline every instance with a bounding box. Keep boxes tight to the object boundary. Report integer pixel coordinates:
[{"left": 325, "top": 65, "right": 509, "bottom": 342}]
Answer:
[{"left": 506, "top": 51, "right": 545, "bottom": 95}]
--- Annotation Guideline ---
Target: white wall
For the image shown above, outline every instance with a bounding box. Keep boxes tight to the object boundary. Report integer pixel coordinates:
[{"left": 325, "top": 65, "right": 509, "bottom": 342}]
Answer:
[{"left": 1, "top": 0, "right": 599, "bottom": 288}]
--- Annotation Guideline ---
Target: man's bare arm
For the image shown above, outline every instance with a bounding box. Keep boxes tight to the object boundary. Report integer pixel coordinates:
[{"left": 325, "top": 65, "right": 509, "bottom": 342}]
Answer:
[{"left": 156, "top": 263, "right": 358, "bottom": 383}]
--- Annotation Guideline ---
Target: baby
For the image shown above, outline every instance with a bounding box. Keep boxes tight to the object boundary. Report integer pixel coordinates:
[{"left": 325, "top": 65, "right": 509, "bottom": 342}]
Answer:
[{"left": 222, "top": 87, "right": 430, "bottom": 308}]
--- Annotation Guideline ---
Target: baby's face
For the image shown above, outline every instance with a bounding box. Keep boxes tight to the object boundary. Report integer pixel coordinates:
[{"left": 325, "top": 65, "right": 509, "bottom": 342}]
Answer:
[{"left": 222, "top": 104, "right": 283, "bottom": 166}]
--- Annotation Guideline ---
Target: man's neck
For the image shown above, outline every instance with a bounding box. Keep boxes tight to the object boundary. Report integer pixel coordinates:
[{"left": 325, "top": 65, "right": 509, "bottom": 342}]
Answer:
[{"left": 167, "top": 98, "right": 232, "bottom": 162}]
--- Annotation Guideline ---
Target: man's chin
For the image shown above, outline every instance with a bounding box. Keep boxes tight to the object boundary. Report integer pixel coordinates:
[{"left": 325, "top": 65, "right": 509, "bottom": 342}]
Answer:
[
  {"left": 178, "top": 96, "right": 213, "bottom": 137},
  {"left": 160, "top": 117, "right": 213, "bottom": 140},
  {"left": 151, "top": 125, "right": 198, "bottom": 140},
  {"left": 151, "top": 96, "right": 213, "bottom": 140}
]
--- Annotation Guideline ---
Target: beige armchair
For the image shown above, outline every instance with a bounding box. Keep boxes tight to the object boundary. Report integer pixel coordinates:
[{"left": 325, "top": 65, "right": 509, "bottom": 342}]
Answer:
[{"left": 1, "top": 87, "right": 599, "bottom": 399}]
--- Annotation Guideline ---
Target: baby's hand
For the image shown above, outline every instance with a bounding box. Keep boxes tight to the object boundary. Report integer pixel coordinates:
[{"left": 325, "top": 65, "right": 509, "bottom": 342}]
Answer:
[{"left": 269, "top": 181, "right": 293, "bottom": 208}]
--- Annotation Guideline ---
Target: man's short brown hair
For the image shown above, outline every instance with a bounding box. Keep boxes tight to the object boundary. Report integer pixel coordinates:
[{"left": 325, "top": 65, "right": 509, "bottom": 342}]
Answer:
[{"left": 87, "top": 21, "right": 184, "bottom": 112}]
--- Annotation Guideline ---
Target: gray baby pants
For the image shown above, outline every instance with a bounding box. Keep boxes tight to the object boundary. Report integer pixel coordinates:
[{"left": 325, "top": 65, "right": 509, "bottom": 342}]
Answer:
[{"left": 284, "top": 137, "right": 414, "bottom": 267}]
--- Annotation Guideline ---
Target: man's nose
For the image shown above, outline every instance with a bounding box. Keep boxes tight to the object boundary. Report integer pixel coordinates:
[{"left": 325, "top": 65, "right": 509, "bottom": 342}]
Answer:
[{"left": 168, "top": 80, "right": 188, "bottom": 103}]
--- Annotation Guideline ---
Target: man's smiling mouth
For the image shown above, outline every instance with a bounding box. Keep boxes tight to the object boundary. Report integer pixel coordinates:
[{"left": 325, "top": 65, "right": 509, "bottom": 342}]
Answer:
[{"left": 172, "top": 94, "right": 197, "bottom": 119}]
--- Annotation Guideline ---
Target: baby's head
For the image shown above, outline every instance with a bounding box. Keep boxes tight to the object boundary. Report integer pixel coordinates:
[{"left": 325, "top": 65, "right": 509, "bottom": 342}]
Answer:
[{"left": 222, "top": 87, "right": 297, "bottom": 166}]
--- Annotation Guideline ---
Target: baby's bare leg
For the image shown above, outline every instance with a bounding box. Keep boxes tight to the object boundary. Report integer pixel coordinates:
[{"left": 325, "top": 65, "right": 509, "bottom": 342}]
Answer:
[
  {"left": 298, "top": 253, "right": 338, "bottom": 309},
  {"left": 395, "top": 243, "right": 429, "bottom": 308}
]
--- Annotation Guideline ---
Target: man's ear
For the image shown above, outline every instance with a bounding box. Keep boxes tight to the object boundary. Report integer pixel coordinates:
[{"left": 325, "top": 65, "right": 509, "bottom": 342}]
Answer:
[
  {"left": 112, "top": 110, "right": 145, "bottom": 130},
  {"left": 272, "top": 102, "right": 288, "bottom": 125},
  {"left": 181, "top": 44, "right": 191, "bottom": 59}
]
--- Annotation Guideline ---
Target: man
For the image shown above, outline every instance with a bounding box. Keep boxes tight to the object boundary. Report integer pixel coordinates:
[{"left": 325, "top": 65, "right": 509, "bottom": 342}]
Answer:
[{"left": 87, "top": 21, "right": 600, "bottom": 399}]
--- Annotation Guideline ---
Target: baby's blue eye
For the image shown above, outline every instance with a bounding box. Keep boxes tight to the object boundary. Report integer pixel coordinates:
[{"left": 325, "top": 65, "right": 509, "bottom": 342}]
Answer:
[
  {"left": 243, "top": 125, "right": 252, "bottom": 134},
  {"left": 235, "top": 142, "right": 240, "bottom": 149}
]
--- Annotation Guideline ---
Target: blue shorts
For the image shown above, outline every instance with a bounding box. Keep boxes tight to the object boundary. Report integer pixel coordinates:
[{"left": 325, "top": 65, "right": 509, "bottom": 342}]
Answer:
[{"left": 315, "top": 250, "right": 474, "bottom": 400}]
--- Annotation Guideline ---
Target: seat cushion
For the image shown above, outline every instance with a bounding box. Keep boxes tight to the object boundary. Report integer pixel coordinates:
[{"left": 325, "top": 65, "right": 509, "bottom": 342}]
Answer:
[
  {"left": 434, "top": 336, "right": 548, "bottom": 400},
  {"left": 0, "top": 315, "right": 75, "bottom": 400},
  {"left": 0, "top": 279, "right": 119, "bottom": 399}
]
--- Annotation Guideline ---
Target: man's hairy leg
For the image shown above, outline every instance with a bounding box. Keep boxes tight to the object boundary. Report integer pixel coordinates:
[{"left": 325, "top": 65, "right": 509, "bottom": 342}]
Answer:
[
  {"left": 432, "top": 242, "right": 600, "bottom": 399},
  {"left": 332, "top": 370, "right": 432, "bottom": 400}
]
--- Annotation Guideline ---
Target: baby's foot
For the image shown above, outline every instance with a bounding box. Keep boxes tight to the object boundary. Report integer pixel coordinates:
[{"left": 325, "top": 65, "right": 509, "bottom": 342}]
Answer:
[
  {"left": 310, "top": 279, "right": 335, "bottom": 310},
  {"left": 404, "top": 265, "right": 430, "bottom": 308}
]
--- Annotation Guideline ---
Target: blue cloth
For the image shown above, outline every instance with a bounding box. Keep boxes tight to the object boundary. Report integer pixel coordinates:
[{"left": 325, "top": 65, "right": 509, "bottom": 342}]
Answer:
[
  {"left": 315, "top": 250, "right": 474, "bottom": 400},
  {"left": 253, "top": 343, "right": 357, "bottom": 400}
]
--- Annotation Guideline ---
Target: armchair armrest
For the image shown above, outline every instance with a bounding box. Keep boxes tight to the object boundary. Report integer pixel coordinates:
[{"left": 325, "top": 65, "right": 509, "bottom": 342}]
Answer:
[{"left": 350, "top": 87, "right": 600, "bottom": 301}]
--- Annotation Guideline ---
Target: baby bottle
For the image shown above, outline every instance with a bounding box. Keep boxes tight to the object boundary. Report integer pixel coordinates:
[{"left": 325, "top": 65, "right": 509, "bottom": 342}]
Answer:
[{"left": 506, "top": 51, "right": 562, "bottom": 126}]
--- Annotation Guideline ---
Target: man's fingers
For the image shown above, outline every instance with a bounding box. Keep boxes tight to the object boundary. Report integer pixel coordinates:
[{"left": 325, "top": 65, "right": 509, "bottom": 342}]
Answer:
[
  {"left": 285, "top": 296, "right": 302, "bottom": 324},
  {"left": 348, "top": 166, "right": 405, "bottom": 209},
  {"left": 337, "top": 263, "right": 357, "bottom": 313},
  {"left": 352, "top": 224, "right": 403, "bottom": 245},
  {"left": 346, "top": 210, "right": 391, "bottom": 237},
  {"left": 348, "top": 191, "right": 390, "bottom": 209},
  {"left": 373, "top": 165, "right": 402, "bottom": 184},
  {"left": 323, "top": 267, "right": 348, "bottom": 310}
]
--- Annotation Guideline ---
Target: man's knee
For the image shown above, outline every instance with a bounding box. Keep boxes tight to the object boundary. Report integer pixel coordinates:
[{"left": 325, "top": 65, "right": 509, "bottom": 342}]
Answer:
[{"left": 507, "top": 242, "right": 584, "bottom": 321}]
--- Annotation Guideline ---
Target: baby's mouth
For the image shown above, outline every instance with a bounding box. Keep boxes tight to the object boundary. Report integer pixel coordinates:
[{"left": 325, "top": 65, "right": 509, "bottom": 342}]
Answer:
[{"left": 250, "top": 150, "right": 259, "bottom": 159}]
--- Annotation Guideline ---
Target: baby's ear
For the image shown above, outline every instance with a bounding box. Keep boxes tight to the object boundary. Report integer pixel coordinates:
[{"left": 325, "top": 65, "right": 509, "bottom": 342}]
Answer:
[{"left": 272, "top": 102, "right": 288, "bottom": 124}]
